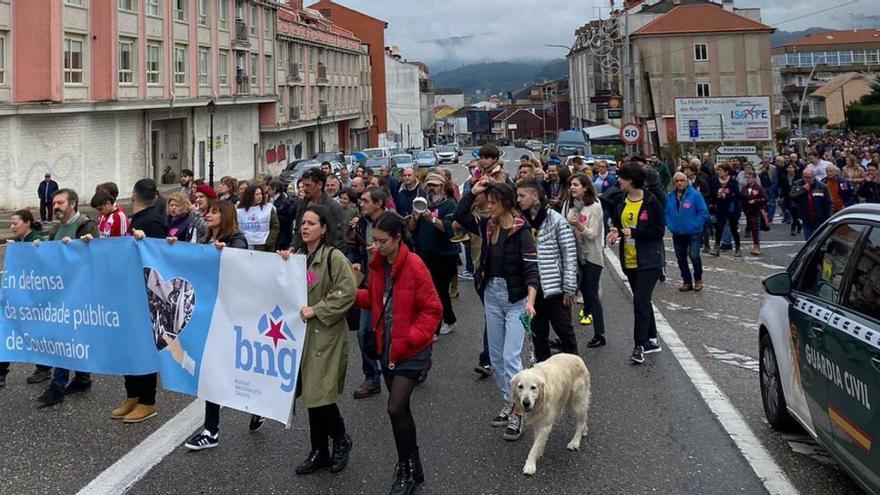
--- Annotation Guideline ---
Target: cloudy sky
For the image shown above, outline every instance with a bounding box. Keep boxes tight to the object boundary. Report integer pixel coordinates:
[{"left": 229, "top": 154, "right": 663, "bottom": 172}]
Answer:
[{"left": 320, "top": 0, "right": 877, "bottom": 68}]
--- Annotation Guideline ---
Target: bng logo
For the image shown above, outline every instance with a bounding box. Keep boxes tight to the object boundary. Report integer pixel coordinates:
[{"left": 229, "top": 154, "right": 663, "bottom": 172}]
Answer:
[{"left": 234, "top": 305, "right": 297, "bottom": 392}]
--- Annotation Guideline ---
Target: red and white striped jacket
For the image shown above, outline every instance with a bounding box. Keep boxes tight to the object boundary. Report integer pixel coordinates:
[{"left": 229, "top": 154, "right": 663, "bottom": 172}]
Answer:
[{"left": 98, "top": 206, "right": 129, "bottom": 238}]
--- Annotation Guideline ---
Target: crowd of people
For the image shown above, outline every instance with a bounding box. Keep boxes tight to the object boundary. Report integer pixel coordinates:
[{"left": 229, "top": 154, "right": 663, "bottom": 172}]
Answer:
[{"left": 3, "top": 133, "right": 880, "bottom": 494}]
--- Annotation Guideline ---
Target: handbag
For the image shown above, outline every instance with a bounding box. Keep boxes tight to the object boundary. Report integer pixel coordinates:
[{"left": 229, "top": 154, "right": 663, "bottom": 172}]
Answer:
[{"left": 363, "top": 281, "right": 393, "bottom": 360}]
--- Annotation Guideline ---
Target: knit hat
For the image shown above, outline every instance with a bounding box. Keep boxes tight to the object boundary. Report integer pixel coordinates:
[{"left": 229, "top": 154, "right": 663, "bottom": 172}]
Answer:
[{"left": 195, "top": 184, "right": 217, "bottom": 199}]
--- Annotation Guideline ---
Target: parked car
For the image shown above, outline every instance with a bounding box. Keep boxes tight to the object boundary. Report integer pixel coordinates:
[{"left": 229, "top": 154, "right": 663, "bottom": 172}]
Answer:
[
  {"left": 415, "top": 150, "right": 439, "bottom": 168},
  {"left": 362, "top": 147, "right": 392, "bottom": 160},
  {"left": 283, "top": 160, "right": 341, "bottom": 191},
  {"left": 365, "top": 157, "right": 400, "bottom": 177},
  {"left": 513, "top": 139, "right": 526, "bottom": 148},
  {"left": 555, "top": 130, "right": 591, "bottom": 158},
  {"left": 526, "top": 140, "right": 543, "bottom": 152},
  {"left": 312, "top": 151, "right": 344, "bottom": 164},
  {"left": 436, "top": 145, "right": 459, "bottom": 164},
  {"left": 758, "top": 203, "right": 880, "bottom": 494},
  {"left": 497, "top": 137, "right": 511, "bottom": 146},
  {"left": 390, "top": 153, "right": 415, "bottom": 170}
]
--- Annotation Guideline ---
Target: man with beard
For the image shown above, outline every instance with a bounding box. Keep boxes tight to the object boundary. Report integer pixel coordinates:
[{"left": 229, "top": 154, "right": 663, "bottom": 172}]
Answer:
[
  {"left": 36, "top": 189, "right": 99, "bottom": 408},
  {"left": 338, "top": 167, "right": 352, "bottom": 190},
  {"left": 293, "top": 168, "right": 345, "bottom": 250},
  {"left": 409, "top": 172, "right": 458, "bottom": 335},
  {"left": 179, "top": 169, "right": 195, "bottom": 200}
]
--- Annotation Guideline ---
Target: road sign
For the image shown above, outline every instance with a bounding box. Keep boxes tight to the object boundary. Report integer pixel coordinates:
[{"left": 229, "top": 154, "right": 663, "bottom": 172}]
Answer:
[
  {"left": 507, "top": 124, "right": 518, "bottom": 130},
  {"left": 716, "top": 146, "right": 756, "bottom": 154},
  {"left": 620, "top": 122, "right": 642, "bottom": 145},
  {"left": 675, "top": 96, "right": 772, "bottom": 142},
  {"left": 688, "top": 119, "right": 699, "bottom": 139},
  {"left": 607, "top": 109, "right": 622, "bottom": 119}
]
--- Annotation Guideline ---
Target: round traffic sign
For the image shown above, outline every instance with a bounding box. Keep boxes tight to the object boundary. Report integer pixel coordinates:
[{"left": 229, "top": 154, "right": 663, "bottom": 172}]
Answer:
[{"left": 620, "top": 122, "right": 642, "bottom": 145}]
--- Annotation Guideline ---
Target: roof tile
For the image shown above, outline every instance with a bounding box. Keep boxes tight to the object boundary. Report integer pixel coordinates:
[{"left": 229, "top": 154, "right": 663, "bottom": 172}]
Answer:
[{"left": 632, "top": 4, "right": 773, "bottom": 37}]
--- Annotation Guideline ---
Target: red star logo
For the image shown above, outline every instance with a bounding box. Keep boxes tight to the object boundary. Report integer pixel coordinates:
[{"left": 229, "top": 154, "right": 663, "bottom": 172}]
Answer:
[{"left": 265, "top": 319, "right": 287, "bottom": 348}]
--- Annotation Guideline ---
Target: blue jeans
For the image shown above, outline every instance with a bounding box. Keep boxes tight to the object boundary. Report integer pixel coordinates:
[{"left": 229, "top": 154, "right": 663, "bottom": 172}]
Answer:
[
  {"left": 464, "top": 242, "right": 474, "bottom": 274},
  {"left": 51, "top": 368, "right": 90, "bottom": 391},
  {"left": 803, "top": 221, "right": 820, "bottom": 241},
  {"left": 358, "top": 310, "right": 381, "bottom": 384},
  {"left": 721, "top": 222, "right": 733, "bottom": 246},
  {"left": 484, "top": 278, "right": 525, "bottom": 402},
  {"left": 767, "top": 185, "right": 778, "bottom": 221},
  {"left": 672, "top": 233, "right": 703, "bottom": 284}
]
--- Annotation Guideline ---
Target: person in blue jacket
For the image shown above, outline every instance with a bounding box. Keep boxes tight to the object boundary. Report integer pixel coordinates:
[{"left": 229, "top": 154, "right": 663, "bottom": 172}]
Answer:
[{"left": 666, "top": 172, "right": 709, "bottom": 292}]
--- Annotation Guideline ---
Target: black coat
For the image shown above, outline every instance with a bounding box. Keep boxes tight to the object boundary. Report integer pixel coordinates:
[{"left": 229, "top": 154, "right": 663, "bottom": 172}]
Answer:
[
  {"left": 130, "top": 203, "right": 168, "bottom": 239},
  {"left": 607, "top": 190, "right": 666, "bottom": 271},
  {"left": 37, "top": 180, "right": 59, "bottom": 203},
  {"left": 272, "top": 193, "right": 296, "bottom": 250}
]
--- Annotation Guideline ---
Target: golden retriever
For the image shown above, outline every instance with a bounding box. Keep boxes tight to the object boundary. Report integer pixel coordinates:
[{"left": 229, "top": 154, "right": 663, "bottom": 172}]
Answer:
[{"left": 511, "top": 353, "right": 591, "bottom": 475}]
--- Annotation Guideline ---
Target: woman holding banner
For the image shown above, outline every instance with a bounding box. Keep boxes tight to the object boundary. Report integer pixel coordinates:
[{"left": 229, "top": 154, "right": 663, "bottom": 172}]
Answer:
[
  {"left": 175, "top": 201, "right": 264, "bottom": 450},
  {"left": 354, "top": 212, "right": 442, "bottom": 494},
  {"left": 281, "top": 205, "right": 357, "bottom": 476}
]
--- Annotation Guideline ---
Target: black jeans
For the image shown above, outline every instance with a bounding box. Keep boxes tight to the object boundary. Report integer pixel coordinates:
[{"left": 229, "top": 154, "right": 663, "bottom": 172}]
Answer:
[
  {"left": 39, "top": 201, "right": 52, "bottom": 222},
  {"left": 623, "top": 268, "right": 661, "bottom": 347},
  {"left": 714, "top": 214, "right": 741, "bottom": 249},
  {"left": 203, "top": 401, "right": 260, "bottom": 434},
  {"left": 383, "top": 372, "right": 419, "bottom": 463},
  {"left": 422, "top": 253, "right": 458, "bottom": 329},
  {"left": 532, "top": 291, "right": 578, "bottom": 362},
  {"left": 124, "top": 373, "right": 157, "bottom": 405},
  {"left": 579, "top": 262, "right": 605, "bottom": 337},
  {"left": 0, "top": 362, "right": 8, "bottom": 377},
  {"left": 672, "top": 234, "right": 703, "bottom": 284},
  {"left": 307, "top": 403, "right": 346, "bottom": 452}
]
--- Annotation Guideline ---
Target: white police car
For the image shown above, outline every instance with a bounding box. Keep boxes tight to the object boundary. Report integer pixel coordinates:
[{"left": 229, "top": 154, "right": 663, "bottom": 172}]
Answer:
[{"left": 759, "top": 203, "right": 880, "bottom": 493}]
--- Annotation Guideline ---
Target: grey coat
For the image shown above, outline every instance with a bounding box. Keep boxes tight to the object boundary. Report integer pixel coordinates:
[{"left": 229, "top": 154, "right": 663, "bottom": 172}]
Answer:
[{"left": 534, "top": 208, "right": 578, "bottom": 297}]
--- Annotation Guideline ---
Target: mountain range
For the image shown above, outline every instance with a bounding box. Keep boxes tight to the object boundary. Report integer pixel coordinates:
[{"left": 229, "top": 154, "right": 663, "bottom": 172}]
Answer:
[{"left": 432, "top": 59, "right": 568, "bottom": 99}]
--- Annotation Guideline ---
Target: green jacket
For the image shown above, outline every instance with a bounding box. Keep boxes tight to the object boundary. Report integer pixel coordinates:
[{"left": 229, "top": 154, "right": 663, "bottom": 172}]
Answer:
[
  {"left": 299, "top": 244, "right": 356, "bottom": 408},
  {"left": 22, "top": 229, "right": 44, "bottom": 242}
]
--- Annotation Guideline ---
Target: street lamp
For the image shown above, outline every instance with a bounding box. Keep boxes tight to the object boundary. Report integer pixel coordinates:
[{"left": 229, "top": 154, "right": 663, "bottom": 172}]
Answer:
[
  {"left": 207, "top": 98, "right": 216, "bottom": 188},
  {"left": 797, "top": 63, "right": 826, "bottom": 136},
  {"left": 317, "top": 99, "right": 325, "bottom": 153}
]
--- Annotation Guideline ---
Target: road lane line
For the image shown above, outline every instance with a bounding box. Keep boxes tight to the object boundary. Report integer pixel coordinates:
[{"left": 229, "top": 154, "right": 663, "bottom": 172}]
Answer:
[
  {"left": 76, "top": 399, "right": 204, "bottom": 495},
  {"left": 604, "top": 247, "right": 797, "bottom": 495}
]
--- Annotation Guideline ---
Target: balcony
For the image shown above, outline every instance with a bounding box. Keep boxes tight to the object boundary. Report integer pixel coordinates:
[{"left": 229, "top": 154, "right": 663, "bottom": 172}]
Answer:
[
  {"left": 317, "top": 63, "right": 328, "bottom": 84},
  {"left": 236, "top": 70, "right": 249, "bottom": 95},
  {"left": 232, "top": 20, "right": 250, "bottom": 50},
  {"left": 289, "top": 106, "right": 300, "bottom": 121},
  {"left": 287, "top": 63, "right": 301, "bottom": 84},
  {"left": 319, "top": 102, "right": 328, "bottom": 118}
]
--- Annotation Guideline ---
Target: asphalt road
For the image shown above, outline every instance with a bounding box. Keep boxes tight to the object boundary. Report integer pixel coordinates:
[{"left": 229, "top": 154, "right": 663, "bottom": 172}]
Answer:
[{"left": 0, "top": 146, "right": 867, "bottom": 494}]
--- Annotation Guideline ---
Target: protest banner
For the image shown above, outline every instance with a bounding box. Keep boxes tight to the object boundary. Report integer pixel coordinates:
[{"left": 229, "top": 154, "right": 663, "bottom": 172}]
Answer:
[{"left": 0, "top": 238, "right": 307, "bottom": 425}]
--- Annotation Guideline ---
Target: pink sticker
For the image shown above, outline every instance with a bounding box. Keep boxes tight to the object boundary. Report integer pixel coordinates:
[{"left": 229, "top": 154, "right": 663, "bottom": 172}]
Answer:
[
  {"left": 431, "top": 209, "right": 439, "bottom": 219},
  {"left": 682, "top": 201, "right": 691, "bottom": 209},
  {"left": 578, "top": 214, "right": 588, "bottom": 223},
  {"left": 639, "top": 211, "right": 648, "bottom": 222},
  {"left": 307, "top": 271, "right": 317, "bottom": 285}
]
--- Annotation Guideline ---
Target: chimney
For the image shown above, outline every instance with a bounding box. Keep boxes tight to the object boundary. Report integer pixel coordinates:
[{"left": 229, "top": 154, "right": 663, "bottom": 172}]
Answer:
[{"left": 722, "top": 0, "right": 734, "bottom": 12}]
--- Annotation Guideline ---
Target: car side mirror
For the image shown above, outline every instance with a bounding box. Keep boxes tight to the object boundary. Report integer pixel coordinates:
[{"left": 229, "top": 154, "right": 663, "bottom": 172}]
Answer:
[{"left": 763, "top": 272, "right": 792, "bottom": 297}]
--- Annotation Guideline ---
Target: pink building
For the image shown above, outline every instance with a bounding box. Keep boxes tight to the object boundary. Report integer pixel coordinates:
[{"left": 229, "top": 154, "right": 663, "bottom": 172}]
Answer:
[{"left": 0, "top": 0, "right": 371, "bottom": 209}]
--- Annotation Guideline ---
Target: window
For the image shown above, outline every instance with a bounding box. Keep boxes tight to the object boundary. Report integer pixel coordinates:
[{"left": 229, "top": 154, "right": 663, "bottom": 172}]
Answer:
[
  {"left": 696, "top": 83, "right": 710, "bottom": 97},
  {"left": 147, "top": 43, "right": 161, "bottom": 84},
  {"left": 219, "top": 51, "right": 229, "bottom": 85},
  {"left": 198, "top": 48, "right": 210, "bottom": 85},
  {"left": 219, "top": 0, "right": 228, "bottom": 29},
  {"left": 175, "top": 45, "right": 187, "bottom": 84},
  {"left": 796, "top": 224, "right": 866, "bottom": 302},
  {"left": 844, "top": 229, "right": 880, "bottom": 319},
  {"left": 694, "top": 43, "right": 708, "bottom": 61},
  {"left": 174, "top": 0, "right": 186, "bottom": 21},
  {"left": 65, "top": 0, "right": 85, "bottom": 6},
  {"left": 197, "top": 0, "right": 208, "bottom": 25},
  {"left": 146, "top": 0, "right": 160, "bottom": 16},
  {"left": 64, "top": 36, "right": 84, "bottom": 84},
  {"left": 118, "top": 39, "right": 134, "bottom": 84},
  {"left": 0, "top": 35, "right": 5, "bottom": 85},
  {"left": 250, "top": 6, "right": 257, "bottom": 36},
  {"left": 265, "top": 56, "right": 272, "bottom": 86},
  {"left": 264, "top": 9, "right": 272, "bottom": 38},
  {"left": 250, "top": 53, "right": 258, "bottom": 85},
  {"left": 118, "top": 0, "right": 135, "bottom": 11}
]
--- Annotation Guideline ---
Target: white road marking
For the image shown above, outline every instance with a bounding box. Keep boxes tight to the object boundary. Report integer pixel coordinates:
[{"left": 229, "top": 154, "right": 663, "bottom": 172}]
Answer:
[
  {"left": 660, "top": 300, "right": 757, "bottom": 329},
  {"left": 604, "top": 247, "right": 797, "bottom": 495},
  {"left": 76, "top": 399, "right": 204, "bottom": 495},
  {"left": 704, "top": 345, "right": 760, "bottom": 372}
]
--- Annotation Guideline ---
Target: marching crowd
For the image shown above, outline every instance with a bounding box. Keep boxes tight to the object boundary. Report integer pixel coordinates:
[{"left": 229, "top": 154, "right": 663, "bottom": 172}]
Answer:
[{"left": 3, "top": 133, "right": 880, "bottom": 494}]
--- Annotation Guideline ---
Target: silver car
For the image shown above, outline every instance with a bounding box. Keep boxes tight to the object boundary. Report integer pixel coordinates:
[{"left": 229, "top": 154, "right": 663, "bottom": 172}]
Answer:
[
  {"left": 437, "top": 145, "right": 459, "bottom": 164},
  {"left": 415, "top": 150, "right": 439, "bottom": 168}
]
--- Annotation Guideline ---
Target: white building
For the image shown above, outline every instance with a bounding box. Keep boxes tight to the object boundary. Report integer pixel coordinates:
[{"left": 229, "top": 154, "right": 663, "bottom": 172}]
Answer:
[{"left": 381, "top": 48, "right": 422, "bottom": 149}]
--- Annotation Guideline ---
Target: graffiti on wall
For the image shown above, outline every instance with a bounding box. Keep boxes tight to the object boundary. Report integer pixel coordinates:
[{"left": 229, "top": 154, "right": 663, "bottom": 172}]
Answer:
[{"left": 3, "top": 152, "right": 79, "bottom": 191}]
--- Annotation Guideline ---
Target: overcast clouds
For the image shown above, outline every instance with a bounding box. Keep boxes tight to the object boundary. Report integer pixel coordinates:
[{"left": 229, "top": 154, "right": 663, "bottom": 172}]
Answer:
[{"left": 321, "top": 0, "right": 877, "bottom": 68}]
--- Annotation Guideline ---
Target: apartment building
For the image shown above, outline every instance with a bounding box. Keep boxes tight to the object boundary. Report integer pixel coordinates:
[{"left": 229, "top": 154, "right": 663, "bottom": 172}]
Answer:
[
  {"left": 260, "top": 0, "right": 371, "bottom": 172},
  {"left": 0, "top": 0, "right": 278, "bottom": 209},
  {"left": 772, "top": 29, "right": 880, "bottom": 129},
  {"left": 382, "top": 47, "right": 421, "bottom": 150}
]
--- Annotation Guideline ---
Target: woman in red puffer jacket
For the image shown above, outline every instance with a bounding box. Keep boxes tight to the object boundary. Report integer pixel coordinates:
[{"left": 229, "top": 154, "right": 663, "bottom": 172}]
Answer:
[{"left": 354, "top": 211, "right": 442, "bottom": 495}]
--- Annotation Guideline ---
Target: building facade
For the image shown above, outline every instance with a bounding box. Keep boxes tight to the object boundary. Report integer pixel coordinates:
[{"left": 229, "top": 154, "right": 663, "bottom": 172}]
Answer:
[
  {"left": 260, "top": 0, "right": 370, "bottom": 174},
  {"left": 0, "top": 0, "right": 279, "bottom": 209},
  {"left": 309, "top": 0, "right": 387, "bottom": 147},
  {"left": 772, "top": 29, "right": 880, "bottom": 129},
  {"left": 382, "top": 48, "right": 421, "bottom": 149}
]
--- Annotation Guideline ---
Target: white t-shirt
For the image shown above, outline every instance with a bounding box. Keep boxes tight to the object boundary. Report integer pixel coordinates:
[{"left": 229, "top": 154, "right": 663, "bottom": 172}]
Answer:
[{"left": 809, "top": 159, "right": 832, "bottom": 181}]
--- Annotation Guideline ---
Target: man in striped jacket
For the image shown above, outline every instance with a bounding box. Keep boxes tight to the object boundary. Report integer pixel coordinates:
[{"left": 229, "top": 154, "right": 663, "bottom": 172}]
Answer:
[{"left": 516, "top": 180, "right": 579, "bottom": 362}]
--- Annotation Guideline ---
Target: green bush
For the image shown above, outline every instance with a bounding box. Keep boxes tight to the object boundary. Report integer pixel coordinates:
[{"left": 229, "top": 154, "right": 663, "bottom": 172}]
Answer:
[{"left": 847, "top": 104, "right": 880, "bottom": 126}]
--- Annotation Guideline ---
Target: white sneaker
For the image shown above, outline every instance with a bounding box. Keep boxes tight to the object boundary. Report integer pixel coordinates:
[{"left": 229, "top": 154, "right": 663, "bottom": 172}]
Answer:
[{"left": 439, "top": 323, "right": 455, "bottom": 335}]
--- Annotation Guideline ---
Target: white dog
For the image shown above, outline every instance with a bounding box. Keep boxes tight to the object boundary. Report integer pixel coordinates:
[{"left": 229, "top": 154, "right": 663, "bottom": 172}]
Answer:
[{"left": 511, "top": 353, "right": 591, "bottom": 476}]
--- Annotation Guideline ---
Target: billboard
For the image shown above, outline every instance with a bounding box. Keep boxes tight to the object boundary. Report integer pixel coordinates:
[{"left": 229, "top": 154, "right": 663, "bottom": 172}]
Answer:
[{"left": 674, "top": 97, "right": 771, "bottom": 143}]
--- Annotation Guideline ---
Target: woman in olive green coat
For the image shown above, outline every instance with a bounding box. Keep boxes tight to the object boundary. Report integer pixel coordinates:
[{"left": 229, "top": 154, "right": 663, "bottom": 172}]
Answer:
[{"left": 283, "top": 204, "right": 357, "bottom": 477}]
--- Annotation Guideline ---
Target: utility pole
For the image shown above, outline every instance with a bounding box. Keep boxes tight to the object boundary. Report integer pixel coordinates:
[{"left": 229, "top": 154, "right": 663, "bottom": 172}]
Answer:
[
  {"left": 642, "top": 68, "right": 661, "bottom": 156},
  {"left": 841, "top": 85, "right": 848, "bottom": 132},
  {"left": 622, "top": 8, "right": 633, "bottom": 155}
]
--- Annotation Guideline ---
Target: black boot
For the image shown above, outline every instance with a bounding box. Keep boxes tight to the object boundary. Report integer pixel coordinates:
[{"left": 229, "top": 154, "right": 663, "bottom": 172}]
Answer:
[
  {"left": 389, "top": 462, "right": 416, "bottom": 495},
  {"left": 295, "top": 448, "right": 330, "bottom": 475},
  {"left": 329, "top": 434, "right": 352, "bottom": 473},
  {"left": 409, "top": 447, "right": 424, "bottom": 484}
]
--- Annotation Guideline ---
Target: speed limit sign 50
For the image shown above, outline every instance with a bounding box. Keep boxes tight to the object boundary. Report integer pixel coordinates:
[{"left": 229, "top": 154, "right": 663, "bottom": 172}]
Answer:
[{"left": 620, "top": 122, "right": 642, "bottom": 145}]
